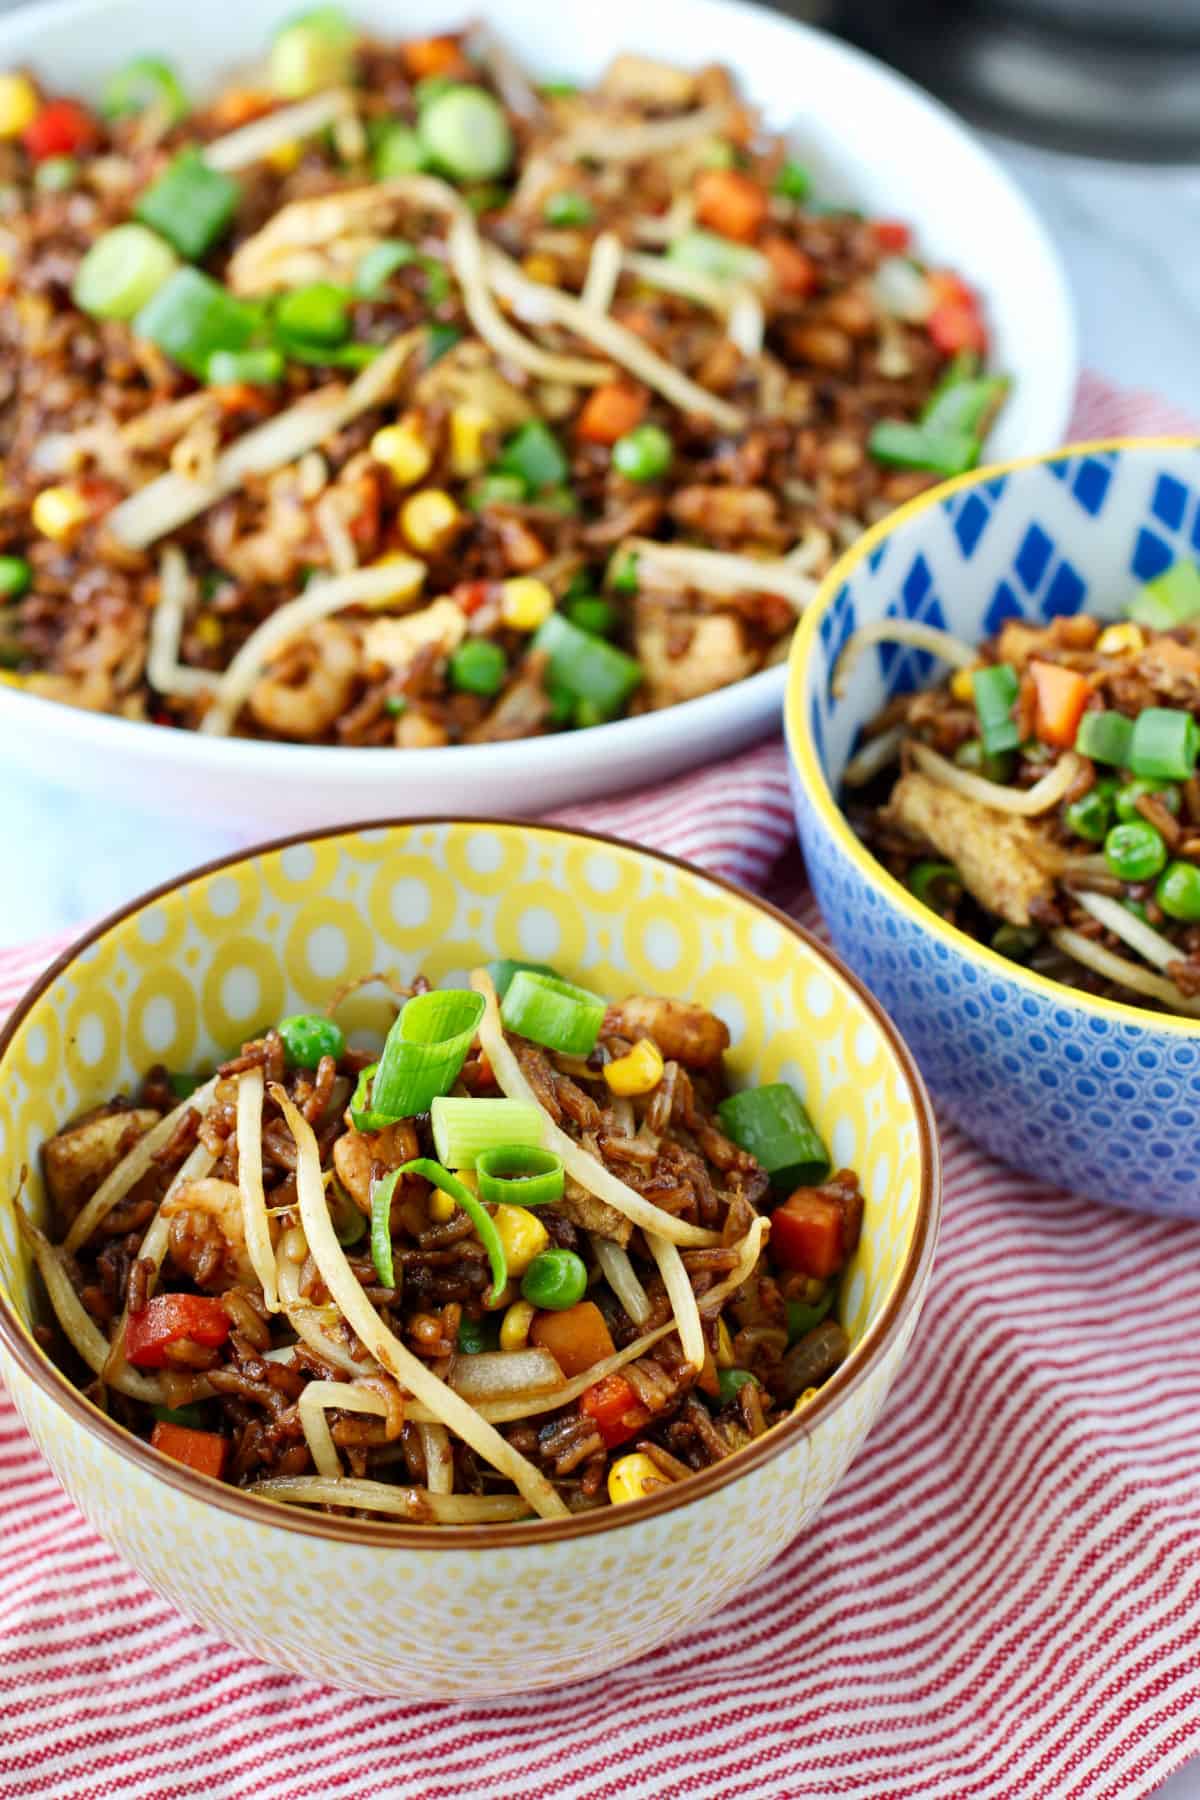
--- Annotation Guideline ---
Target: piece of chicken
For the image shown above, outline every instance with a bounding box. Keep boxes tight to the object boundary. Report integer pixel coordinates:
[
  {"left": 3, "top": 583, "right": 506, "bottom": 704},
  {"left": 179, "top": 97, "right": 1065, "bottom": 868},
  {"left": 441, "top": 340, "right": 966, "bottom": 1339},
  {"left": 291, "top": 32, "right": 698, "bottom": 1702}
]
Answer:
[
  {"left": 603, "top": 997, "right": 730, "bottom": 1068},
  {"left": 635, "top": 609, "right": 758, "bottom": 709},
  {"left": 885, "top": 771, "right": 1067, "bottom": 925},
  {"left": 42, "top": 1107, "right": 159, "bottom": 1230}
]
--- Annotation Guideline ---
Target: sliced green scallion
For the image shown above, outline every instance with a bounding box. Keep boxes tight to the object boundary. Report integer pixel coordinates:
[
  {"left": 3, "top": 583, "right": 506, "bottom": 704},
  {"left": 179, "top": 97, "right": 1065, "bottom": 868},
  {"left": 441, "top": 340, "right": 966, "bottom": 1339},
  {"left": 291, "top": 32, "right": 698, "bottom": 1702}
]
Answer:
[
  {"left": 500, "top": 970, "right": 606, "bottom": 1057},
  {"left": 716, "top": 1084, "right": 831, "bottom": 1193},
  {"left": 430, "top": 1096, "right": 545, "bottom": 1168}
]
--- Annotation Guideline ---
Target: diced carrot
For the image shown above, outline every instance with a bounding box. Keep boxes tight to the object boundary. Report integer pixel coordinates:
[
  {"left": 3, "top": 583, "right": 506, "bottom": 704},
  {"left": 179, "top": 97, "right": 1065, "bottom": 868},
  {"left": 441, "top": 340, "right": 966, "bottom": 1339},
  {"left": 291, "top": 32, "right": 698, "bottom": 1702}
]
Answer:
[
  {"left": 209, "top": 87, "right": 273, "bottom": 130},
  {"left": 770, "top": 1191, "right": 845, "bottom": 1279},
  {"left": 926, "top": 270, "right": 987, "bottom": 356},
  {"left": 1029, "top": 659, "right": 1092, "bottom": 749},
  {"left": 530, "top": 1301, "right": 615, "bottom": 1379},
  {"left": 576, "top": 382, "right": 648, "bottom": 446},
  {"left": 580, "top": 1373, "right": 651, "bottom": 1448},
  {"left": 761, "top": 235, "right": 818, "bottom": 298},
  {"left": 693, "top": 168, "right": 768, "bottom": 243},
  {"left": 404, "top": 36, "right": 467, "bottom": 79},
  {"left": 873, "top": 219, "right": 911, "bottom": 253},
  {"left": 150, "top": 1421, "right": 228, "bottom": 1480}
]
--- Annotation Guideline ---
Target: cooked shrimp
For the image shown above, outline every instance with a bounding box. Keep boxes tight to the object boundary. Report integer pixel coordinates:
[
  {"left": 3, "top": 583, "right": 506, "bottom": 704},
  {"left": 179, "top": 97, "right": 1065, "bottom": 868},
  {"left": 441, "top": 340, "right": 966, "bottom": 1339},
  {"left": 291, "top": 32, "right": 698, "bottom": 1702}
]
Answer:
[
  {"left": 332, "top": 1122, "right": 421, "bottom": 1212},
  {"left": 161, "top": 1177, "right": 257, "bottom": 1285},
  {"left": 248, "top": 619, "right": 360, "bottom": 741}
]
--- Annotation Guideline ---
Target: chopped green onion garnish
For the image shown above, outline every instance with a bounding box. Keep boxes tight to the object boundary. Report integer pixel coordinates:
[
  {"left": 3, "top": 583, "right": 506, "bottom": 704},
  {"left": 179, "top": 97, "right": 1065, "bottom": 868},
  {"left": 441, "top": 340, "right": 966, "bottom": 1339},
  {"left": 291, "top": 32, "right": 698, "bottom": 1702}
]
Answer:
[
  {"left": 539, "top": 79, "right": 578, "bottom": 97},
  {"left": 372, "top": 989, "right": 486, "bottom": 1120},
  {"left": 1128, "top": 707, "right": 1199, "bottom": 781},
  {"left": 331, "top": 1180, "right": 367, "bottom": 1246},
  {"left": 1075, "top": 709, "right": 1134, "bottom": 767},
  {"left": 135, "top": 268, "right": 259, "bottom": 378},
  {"left": 102, "top": 56, "right": 188, "bottom": 125},
  {"left": 277, "top": 1012, "right": 345, "bottom": 1069},
  {"left": 0, "top": 557, "right": 32, "bottom": 599},
  {"left": 476, "top": 1145, "right": 565, "bottom": 1207},
  {"left": 206, "top": 346, "right": 284, "bottom": 386},
  {"left": 990, "top": 923, "right": 1040, "bottom": 962},
  {"left": 785, "top": 1292, "right": 832, "bottom": 1339},
  {"left": 498, "top": 420, "right": 568, "bottom": 492},
  {"left": 354, "top": 239, "right": 417, "bottom": 297},
  {"left": 608, "top": 550, "right": 640, "bottom": 594},
  {"left": 269, "top": 7, "right": 355, "bottom": 98},
  {"left": 907, "top": 860, "right": 962, "bottom": 908},
  {"left": 152, "top": 1403, "right": 209, "bottom": 1428},
  {"left": 565, "top": 596, "right": 617, "bottom": 637},
  {"left": 486, "top": 958, "right": 559, "bottom": 998},
  {"left": 1114, "top": 778, "right": 1180, "bottom": 823},
  {"left": 397, "top": 1158, "right": 507, "bottom": 1298},
  {"left": 532, "top": 612, "right": 642, "bottom": 718},
  {"left": 468, "top": 472, "right": 527, "bottom": 510},
  {"left": 425, "top": 323, "right": 462, "bottom": 365},
  {"left": 464, "top": 182, "right": 510, "bottom": 215},
  {"left": 773, "top": 159, "right": 811, "bottom": 200},
  {"left": 73, "top": 223, "right": 178, "bottom": 322},
  {"left": 971, "top": 663, "right": 1020, "bottom": 755},
  {"left": 457, "top": 1312, "right": 496, "bottom": 1353},
  {"left": 500, "top": 969, "right": 606, "bottom": 1057},
  {"left": 954, "top": 739, "right": 1014, "bottom": 783},
  {"left": 667, "top": 227, "right": 765, "bottom": 284},
  {"left": 1127, "top": 560, "right": 1200, "bottom": 630},
  {"left": 868, "top": 419, "right": 980, "bottom": 477},
  {"left": 449, "top": 639, "right": 507, "bottom": 696},
  {"left": 418, "top": 84, "right": 514, "bottom": 182},
  {"left": 1063, "top": 788, "right": 1113, "bottom": 842},
  {"left": 412, "top": 75, "right": 458, "bottom": 112},
  {"left": 1104, "top": 818, "right": 1168, "bottom": 883},
  {"left": 134, "top": 148, "right": 240, "bottom": 261},
  {"left": 920, "top": 374, "right": 1010, "bottom": 438},
  {"left": 372, "top": 122, "right": 427, "bottom": 177},
  {"left": 349, "top": 1061, "right": 389, "bottom": 1132},
  {"left": 717, "top": 1083, "right": 831, "bottom": 1193},
  {"left": 274, "top": 282, "right": 351, "bottom": 347},
  {"left": 543, "top": 190, "right": 594, "bottom": 228},
  {"left": 430, "top": 1096, "right": 545, "bottom": 1168},
  {"left": 369, "top": 1169, "right": 401, "bottom": 1287}
]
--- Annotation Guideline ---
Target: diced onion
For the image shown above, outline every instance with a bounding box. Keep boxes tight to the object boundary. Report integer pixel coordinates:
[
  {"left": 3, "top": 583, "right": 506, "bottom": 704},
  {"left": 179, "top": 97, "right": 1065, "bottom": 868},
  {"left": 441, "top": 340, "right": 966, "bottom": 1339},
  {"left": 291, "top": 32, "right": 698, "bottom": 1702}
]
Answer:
[
  {"left": 1050, "top": 929, "right": 1200, "bottom": 1016},
  {"left": 199, "top": 559, "right": 427, "bottom": 737},
  {"left": 624, "top": 538, "right": 816, "bottom": 611},
  {"left": 448, "top": 1348, "right": 563, "bottom": 1400},
  {"left": 298, "top": 1379, "right": 390, "bottom": 1477},
  {"left": 203, "top": 89, "right": 355, "bottom": 173},
  {"left": 274, "top": 1086, "right": 569, "bottom": 1519},
  {"left": 591, "top": 1233, "right": 652, "bottom": 1327},
  {"left": 833, "top": 619, "right": 975, "bottom": 698},
  {"left": 471, "top": 969, "right": 720, "bottom": 1248},
  {"left": 910, "top": 741, "right": 1086, "bottom": 818},
  {"left": 17, "top": 1211, "right": 166, "bottom": 1403},
  {"left": 236, "top": 1067, "right": 278, "bottom": 1311},
  {"left": 647, "top": 1234, "right": 705, "bottom": 1370},
  {"left": 1071, "top": 890, "right": 1184, "bottom": 973},
  {"left": 63, "top": 1078, "right": 219, "bottom": 1254},
  {"left": 247, "top": 1476, "right": 531, "bottom": 1522}
]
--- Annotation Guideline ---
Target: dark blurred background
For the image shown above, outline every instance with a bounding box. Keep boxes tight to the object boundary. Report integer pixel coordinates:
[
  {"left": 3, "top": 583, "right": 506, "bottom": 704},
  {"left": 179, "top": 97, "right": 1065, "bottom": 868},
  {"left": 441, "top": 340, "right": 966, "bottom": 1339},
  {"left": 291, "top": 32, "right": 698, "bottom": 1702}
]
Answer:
[{"left": 788, "top": 0, "right": 1200, "bottom": 160}]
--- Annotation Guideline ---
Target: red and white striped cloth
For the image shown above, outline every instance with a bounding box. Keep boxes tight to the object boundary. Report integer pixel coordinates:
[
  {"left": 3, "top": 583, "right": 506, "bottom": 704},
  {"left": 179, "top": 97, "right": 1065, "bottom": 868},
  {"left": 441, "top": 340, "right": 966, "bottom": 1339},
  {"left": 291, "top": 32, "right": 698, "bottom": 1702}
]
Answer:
[{"left": 2, "top": 376, "right": 1199, "bottom": 1800}]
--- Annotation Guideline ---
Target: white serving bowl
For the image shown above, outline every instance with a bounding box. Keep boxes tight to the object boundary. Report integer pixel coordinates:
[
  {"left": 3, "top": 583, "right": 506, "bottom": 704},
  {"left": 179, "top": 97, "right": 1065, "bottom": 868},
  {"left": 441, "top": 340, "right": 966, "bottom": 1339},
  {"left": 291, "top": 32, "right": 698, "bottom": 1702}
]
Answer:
[{"left": 0, "top": 0, "right": 1077, "bottom": 830}]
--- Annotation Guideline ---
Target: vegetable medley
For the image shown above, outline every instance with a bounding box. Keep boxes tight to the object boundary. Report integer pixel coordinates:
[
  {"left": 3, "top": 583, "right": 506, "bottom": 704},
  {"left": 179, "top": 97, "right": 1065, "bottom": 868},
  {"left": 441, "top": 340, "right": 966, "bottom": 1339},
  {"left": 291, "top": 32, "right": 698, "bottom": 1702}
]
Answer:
[
  {"left": 846, "top": 558, "right": 1200, "bottom": 1015},
  {"left": 26, "top": 960, "right": 865, "bottom": 1523},
  {"left": 0, "top": 11, "right": 1006, "bottom": 744}
]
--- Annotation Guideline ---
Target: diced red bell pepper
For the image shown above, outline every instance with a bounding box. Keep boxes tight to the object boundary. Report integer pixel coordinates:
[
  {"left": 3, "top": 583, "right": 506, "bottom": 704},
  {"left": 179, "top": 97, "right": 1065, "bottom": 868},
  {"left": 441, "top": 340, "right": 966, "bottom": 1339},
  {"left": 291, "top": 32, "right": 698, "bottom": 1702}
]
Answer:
[
  {"left": 150, "top": 1421, "right": 228, "bottom": 1480},
  {"left": 451, "top": 579, "right": 492, "bottom": 617},
  {"left": 873, "top": 219, "right": 911, "bottom": 253},
  {"left": 770, "top": 1190, "right": 846, "bottom": 1280},
  {"left": 580, "top": 1373, "right": 651, "bottom": 1449},
  {"left": 23, "top": 99, "right": 98, "bottom": 161},
  {"left": 125, "top": 1293, "right": 231, "bottom": 1368}
]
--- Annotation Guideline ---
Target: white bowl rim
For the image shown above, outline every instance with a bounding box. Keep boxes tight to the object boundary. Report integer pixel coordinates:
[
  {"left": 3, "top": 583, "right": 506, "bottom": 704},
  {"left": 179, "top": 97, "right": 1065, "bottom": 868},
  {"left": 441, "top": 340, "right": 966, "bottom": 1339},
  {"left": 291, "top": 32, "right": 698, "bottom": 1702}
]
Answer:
[
  {"left": 0, "top": 0, "right": 1078, "bottom": 806},
  {"left": 786, "top": 433, "right": 1200, "bottom": 1040},
  {"left": 0, "top": 816, "right": 941, "bottom": 1548}
]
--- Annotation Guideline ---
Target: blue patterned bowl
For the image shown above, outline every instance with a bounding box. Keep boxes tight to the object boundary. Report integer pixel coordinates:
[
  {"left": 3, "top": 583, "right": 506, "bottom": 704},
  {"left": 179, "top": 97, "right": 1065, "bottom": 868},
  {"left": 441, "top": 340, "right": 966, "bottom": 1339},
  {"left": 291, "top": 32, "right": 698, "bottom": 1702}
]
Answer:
[{"left": 786, "top": 438, "right": 1200, "bottom": 1215}]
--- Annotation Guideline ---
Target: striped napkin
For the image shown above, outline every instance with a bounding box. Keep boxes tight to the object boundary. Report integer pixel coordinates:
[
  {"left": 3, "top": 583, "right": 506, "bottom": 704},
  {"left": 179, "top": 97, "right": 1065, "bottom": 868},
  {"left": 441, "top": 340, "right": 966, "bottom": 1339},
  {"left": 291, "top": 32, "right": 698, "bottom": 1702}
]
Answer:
[{"left": 2, "top": 375, "right": 1199, "bottom": 1800}]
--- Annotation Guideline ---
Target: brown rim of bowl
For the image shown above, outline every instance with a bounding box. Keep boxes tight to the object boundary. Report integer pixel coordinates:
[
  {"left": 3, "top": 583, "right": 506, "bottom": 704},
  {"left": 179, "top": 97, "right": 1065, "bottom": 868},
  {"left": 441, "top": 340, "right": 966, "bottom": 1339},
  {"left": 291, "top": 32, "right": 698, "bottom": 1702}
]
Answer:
[{"left": 0, "top": 816, "right": 941, "bottom": 1550}]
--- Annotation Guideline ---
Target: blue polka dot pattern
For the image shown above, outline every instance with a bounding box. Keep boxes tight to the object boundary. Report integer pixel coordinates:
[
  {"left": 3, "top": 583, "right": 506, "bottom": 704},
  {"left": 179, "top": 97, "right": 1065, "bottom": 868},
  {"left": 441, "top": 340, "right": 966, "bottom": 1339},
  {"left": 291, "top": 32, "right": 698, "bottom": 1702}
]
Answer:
[{"left": 789, "top": 442, "right": 1200, "bottom": 1216}]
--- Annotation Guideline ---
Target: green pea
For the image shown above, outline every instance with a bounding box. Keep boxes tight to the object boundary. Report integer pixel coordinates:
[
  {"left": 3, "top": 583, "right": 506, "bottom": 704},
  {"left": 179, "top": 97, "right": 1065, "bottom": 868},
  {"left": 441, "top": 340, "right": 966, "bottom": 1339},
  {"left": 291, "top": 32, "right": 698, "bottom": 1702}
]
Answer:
[
  {"left": 1063, "top": 788, "right": 1113, "bottom": 843},
  {"left": 785, "top": 1293, "right": 832, "bottom": 1340},
  {"left": 716, "top": 1367, "right": 759, "bottom": 1406},
  {"left": 277, "top": 1012, "right": 346, "bottom": 1069},
  {"left": 773, "top": 159, "right": 811, "bottom": 200},
  {"left": 0, "top": 556, "right": 31, "bottom": 598},
  {"left": 1104, "top": 819, "right": 1168, "bottom": 883},
  {"left": 543, "top": 190, "right": 594, "bottom": 228},
  {"left": 954, "top": 738, "right": 1015, "bottom": 784},
  {"left": 449, "top": 639, "right": 507, "bottom": 697},
  {"left": 1114, "top": 778, "right": 1181, "bottom": 823},
  {"left": 1156, "top": 860, "right": 1200, "bottom": 921},
  {"left": 521, "top": 1248, "right": 587, "bottom": 1310},
  {"left": 566, "top": 596, "right": 616, "bottom": 637},
  {"left": 457, "top": 1312, "right": 496, "bottom": 1354},
  {"left": 612, "top": 423, "right": 673, "bottom": 483}
]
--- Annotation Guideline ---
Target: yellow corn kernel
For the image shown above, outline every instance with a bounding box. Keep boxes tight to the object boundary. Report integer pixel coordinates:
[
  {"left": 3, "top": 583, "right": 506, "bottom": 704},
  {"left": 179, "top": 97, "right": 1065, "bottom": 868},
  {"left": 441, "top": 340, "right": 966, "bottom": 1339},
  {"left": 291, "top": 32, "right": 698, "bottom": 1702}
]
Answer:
[
  {"left": 31, "top": 485, "right": 89, "bottom": 544},
  {"left": 522, "top": 252, "right": 560, "bottom": 285},
  {"left": 0, "top": 249, "right": 12, "bottom": 282},
  {"left": 603, "top": 1037, "right": 665, "bottom": 1098},
  {"left": 950, "top": 666, "right": 976, "bottom": 704},
  {"left": 1097, "top": 622, "right": 1144, "bottom": 657},
  {"left": 400, "top": 488, "right": 460, "bottom": 554},
  {"left": 370, "top": 420, "right": 433, "bottom": 488},
  {"left": 0, "top": 74, "right": 38, "bottom": 140},
  {"left": 368, "top": 551, "right": 428, "bottom": 604},
  {"left": 607, "top": 1452, "right": 668, "bottom": 1507},
  {"left": 499, "top": 577, "right": 554, "bottom": 632},
  {"left": 491, "top": 1202, "right": 549, "bottom": 1277},
  {"left": 194, "top": 614, "right": 223, "bottom": 649},
  {"left": 449, "top": 404, "right": 494, "bottom": 478},
  {"left": 499, "top": 1298, "right": 536, "bottom": 1352},
  {"left": 0, "top": 670, "right": 22, "bottom": 688},
  {"left": 715, "top": 1317, "right": 735, "bottom": 1369},
  {"left": 427, "top": 1188, "right": 457, "bottom": 1223},
  {"left": 792, "top": 1386, "right": 820, "bottom": 1412},
  {"left": 266, "top": 139, "right": 303, "bottom": 172}
]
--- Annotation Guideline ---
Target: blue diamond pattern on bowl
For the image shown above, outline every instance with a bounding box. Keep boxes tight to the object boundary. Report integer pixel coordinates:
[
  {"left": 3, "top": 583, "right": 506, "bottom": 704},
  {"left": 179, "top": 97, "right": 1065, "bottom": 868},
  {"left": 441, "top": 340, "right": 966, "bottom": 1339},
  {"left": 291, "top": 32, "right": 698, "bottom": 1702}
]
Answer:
[{"left": 788, "top": 441, "right": 1200, "bottom": 1216}]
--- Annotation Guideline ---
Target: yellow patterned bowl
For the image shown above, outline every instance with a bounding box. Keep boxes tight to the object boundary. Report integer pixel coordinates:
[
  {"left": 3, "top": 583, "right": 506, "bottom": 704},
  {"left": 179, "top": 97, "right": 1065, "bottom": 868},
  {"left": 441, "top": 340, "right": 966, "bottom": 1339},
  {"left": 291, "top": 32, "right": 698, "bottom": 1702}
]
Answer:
[{"left": 0, "top": 821, "right": 939, "bottom": 1698}]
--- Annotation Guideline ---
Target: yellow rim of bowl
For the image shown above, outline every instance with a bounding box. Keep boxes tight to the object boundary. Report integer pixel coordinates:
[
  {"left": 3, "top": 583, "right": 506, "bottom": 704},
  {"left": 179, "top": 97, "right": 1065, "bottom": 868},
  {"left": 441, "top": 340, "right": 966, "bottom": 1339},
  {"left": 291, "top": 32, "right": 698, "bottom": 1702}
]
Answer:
[
  {"left": 786, "top": 434, "right": 1200, "bottom": 1037},
  {"left": 0, "top": 815, "right": 942, "bottom": 1551}
]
